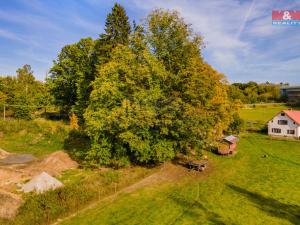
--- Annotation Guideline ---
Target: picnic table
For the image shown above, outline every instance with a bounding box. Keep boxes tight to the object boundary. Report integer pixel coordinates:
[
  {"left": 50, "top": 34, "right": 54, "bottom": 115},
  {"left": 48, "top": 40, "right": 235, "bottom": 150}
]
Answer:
[{"left": 187, "top": 159, "right": 208, "bottom": 171}]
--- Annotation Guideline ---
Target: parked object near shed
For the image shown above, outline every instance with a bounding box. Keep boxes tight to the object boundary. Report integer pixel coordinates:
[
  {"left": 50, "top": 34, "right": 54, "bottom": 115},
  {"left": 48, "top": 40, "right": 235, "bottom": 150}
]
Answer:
[
  {"left": 217, "top": 135, "right": 238, "bottom": 155},
  {"left": 21, "top": 172, "right": 63, "bottom": 193},
  {"left": 187, "top": 158, "right": 208, "bottom": 172},
  {"left": 268, "top": 110, "right": 300, "bottom": 138}
]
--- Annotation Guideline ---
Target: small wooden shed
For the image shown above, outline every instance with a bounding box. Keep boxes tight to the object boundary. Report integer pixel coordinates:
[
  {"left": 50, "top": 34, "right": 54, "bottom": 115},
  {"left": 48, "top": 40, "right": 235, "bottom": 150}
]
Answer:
[{"left": 217, "top": 135, "right": 238, "bottom": 156}]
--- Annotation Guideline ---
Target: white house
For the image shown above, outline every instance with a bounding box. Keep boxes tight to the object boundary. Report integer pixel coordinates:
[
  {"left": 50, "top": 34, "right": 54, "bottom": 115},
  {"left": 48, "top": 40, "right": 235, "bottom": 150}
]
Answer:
[{"left": 268, "top": 110, "right": 300, "bottom": 138}]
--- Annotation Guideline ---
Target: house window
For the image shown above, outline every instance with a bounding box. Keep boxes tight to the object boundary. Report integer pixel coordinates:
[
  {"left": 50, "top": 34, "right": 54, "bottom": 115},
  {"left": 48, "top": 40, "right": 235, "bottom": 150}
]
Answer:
[
  {"left": 281, "top": 113, "right": 285, "bottom": 116},
  {"left": 287, "top": 130, "right": 295, "bottom": 135},
  {"left": 272, "top": 128, "right": 281, "bottom": 133},
  {"left": 278, "top": 120, "right": 288, "bottom": 125}
]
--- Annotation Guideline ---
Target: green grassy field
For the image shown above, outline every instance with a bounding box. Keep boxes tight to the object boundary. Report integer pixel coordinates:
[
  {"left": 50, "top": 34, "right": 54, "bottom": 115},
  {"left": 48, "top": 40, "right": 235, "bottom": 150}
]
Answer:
[
  {"left": 58, "top": 106, "right": 300, "bottom": 225},
  {"left": 240, "top": 105, "right": 288, "bottom": 123},
  {"left": 60, "top": 133, "right": 300, "bottom": 225},
  {"left": 240, "top": 105, "right": 300, "bottom": 123},
  {"left": 1, "top": 106, "right": 299, "bottom": 224},
  {"left": 239, "top": 105, "right": 300, "bottom": 131},
  {"left": 0, "top": 118, "right": 69, "bottom": 157}
]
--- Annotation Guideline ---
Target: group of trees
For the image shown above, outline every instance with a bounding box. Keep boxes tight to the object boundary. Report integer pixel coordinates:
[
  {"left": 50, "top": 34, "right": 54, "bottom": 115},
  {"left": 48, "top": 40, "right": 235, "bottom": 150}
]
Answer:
[
  {"left": 0, "top": 65, "right": 50, "bottom": 119},
  {"left": 228, "top": 81, "right": 282, "bottom": 104},
  {"left": 1, "top": 4, "right": 243, "bottom": 166},
  {"left": 48, "top": 4, "right": 240, "bottom": 166}
]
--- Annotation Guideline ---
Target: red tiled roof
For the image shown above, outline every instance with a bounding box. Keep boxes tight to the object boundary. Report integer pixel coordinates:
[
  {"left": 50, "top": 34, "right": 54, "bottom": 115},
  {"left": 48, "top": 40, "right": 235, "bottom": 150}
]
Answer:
[{"left": 284, "top": 110, "right": 300, "bottom": 125}]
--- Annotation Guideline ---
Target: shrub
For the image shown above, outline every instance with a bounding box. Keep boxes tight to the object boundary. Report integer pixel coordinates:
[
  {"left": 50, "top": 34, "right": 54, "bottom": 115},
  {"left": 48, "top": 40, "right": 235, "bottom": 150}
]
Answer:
[{"left": 13, "top": 182, "right": 96, "bottom": 225}]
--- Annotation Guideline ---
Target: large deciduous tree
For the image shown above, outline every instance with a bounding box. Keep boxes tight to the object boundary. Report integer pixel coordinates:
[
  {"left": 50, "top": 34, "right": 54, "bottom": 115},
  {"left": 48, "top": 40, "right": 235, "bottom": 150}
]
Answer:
[
  {"left": 146, "top": 9, "right": 202, "bottom": 75},
  {"left": 0, "top": 65, "right": 48, "bottom": 119},
  {"left": 83, "top": 9, "right": 236, "bottom": 166},
  {"left": 48, "top": 38, "right": 94, "bottom": 118},
  {"left": 85, "top": 46, "right": 173, "bottom": 166}
]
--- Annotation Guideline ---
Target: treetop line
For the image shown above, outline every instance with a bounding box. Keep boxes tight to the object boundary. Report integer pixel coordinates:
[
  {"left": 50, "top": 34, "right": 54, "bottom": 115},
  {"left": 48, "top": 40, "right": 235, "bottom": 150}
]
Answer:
[{"left": 0, "top": 3, "right": 283, "bottom": 167}]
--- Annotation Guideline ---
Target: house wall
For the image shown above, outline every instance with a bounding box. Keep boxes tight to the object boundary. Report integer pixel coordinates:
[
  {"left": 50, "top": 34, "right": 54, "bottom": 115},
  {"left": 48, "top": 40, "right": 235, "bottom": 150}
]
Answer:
[{"left": 268, "top": 112, "right": 299, "bottom": 137}]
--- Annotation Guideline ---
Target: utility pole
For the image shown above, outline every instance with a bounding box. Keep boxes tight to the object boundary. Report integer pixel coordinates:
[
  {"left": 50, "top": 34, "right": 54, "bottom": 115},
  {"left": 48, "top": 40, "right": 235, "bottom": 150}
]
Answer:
[{"left": 3, "top": 104, "right": 5, "bottom": 121}]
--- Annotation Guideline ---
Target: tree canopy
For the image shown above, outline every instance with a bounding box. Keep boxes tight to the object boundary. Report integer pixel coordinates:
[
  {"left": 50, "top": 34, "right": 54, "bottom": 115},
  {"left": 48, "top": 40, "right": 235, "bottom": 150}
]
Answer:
[
  {"left": 228, "top": 81, "right": 281, "bottom": 103},
  {"left": 80, "top": 9, "right": 237, "bottom": 166},
  {"left": 47, "top": 5, "right": 242, "bottom": 166},
  {"left": 0, "top": 65, "right": 49, "bottom": 119},
  {"left": 49, "top": 3, "right": 132, "bottom": 122}
]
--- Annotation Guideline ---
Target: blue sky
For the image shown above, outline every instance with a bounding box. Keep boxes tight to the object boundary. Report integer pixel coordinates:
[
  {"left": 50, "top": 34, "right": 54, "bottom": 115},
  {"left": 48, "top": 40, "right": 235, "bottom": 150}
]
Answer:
[{"left": 0, "top": 0, "right": 300, "bottom": 84}]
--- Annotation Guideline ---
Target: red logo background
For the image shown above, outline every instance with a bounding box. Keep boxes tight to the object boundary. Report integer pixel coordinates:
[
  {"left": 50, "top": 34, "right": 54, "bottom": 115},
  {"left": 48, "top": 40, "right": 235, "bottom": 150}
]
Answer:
[{"left": 272, "top": 10, "right": 300, "bottom": 20}]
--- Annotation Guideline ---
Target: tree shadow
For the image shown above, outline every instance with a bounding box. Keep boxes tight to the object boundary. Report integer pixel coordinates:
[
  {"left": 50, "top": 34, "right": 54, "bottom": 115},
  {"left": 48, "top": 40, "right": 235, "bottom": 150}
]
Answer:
[
  {"left": 169, "top": 194, "right": 234, "bottom": 225},
  {"left": 228, "top": 184, "right": 300, "bottom": 224},
  {"left": 41, "top": 112, "right": 69, "bottom": 122},
  {"left": 63, "top": 129, "right": 91, "bottom": 162}
]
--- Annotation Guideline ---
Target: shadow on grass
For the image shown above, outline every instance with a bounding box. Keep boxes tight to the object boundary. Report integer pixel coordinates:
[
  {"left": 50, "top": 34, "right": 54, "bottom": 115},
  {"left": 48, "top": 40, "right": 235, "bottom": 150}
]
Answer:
[
  {"left": 169, "top": 194, "right": 233, "bottom": 225},
  {"left": 228, "top": 184, "right": 300, "bottom": 224}
]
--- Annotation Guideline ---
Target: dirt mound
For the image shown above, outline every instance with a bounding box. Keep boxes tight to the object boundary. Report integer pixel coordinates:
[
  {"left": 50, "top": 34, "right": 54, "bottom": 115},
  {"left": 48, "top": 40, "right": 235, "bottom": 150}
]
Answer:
[
  {"left": 0, "top": 151, "right": 77, "bottom": 191},
  {"left": 0, "top": 148, "right": 10, "bottom": 159},
  {"left": 0, "top": 189, "right": 22, "bottom": 218},
  {"left": 0, "top": 151, "right": 77, "bottom": 218},
  {"left": 0, "top": 167, "right": 29, "bottom": 192},
  {"left": 31, "top": 151, "right": 78, "bottom": 176},
  {"left": 22, "top": 172, "right": 63, "bottom": 193}
]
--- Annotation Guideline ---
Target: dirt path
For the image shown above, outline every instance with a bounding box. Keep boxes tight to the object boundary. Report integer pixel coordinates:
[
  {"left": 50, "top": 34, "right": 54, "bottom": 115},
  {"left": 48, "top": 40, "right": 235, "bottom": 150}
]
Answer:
[{"left": 52, "top": 162, "right": 207, "bottom": 225}]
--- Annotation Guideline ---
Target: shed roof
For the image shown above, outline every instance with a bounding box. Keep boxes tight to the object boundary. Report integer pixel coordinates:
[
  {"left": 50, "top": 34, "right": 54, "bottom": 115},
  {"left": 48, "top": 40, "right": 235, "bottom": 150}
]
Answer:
[{"left": 223, "top": 135, "right": 238, "bottom": 144}]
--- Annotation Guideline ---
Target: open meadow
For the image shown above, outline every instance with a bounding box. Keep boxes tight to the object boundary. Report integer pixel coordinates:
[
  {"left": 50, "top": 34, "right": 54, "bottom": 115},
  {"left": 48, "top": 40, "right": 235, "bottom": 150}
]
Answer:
[
  {"left": 240, "top": 104, "right": 300, "bottom": 131},
  {"left": 0, "top": 106, "right": 299, "bottom": 225},
  {"left": 56, "top": 105, "right": 300, "bottom": 225}
]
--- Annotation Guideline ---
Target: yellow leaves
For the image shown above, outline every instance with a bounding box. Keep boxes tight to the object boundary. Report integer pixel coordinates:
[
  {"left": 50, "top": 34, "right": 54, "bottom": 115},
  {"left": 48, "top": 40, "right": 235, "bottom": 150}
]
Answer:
[{"left": 69, "top": 113, "right": 79, "bottom": 130}]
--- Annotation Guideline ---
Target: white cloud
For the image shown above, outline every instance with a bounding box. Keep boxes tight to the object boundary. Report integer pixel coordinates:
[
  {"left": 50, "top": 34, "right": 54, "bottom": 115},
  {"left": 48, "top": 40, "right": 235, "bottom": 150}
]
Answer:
[
  {"left": 0, "top": 0, "right": 299, "bottom": 82},
  {"left": 70, "top": 15, "right": 102, "bottom": 35},
  {"left": 0, "top": 28, "right": 25, "bottom": 42},
  {"left": 0, "top": 9, "right": 62, "bottom": 32},
  {"left": 128, "top": 0, "right": 300, "bottom": 83}
]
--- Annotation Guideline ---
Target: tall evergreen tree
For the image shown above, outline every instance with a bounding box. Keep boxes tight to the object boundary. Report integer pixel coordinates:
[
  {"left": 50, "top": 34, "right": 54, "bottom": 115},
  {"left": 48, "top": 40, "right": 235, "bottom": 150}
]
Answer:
[
  {"left": 104, "top": 3, "right": 131, "bottom": 46},
  {"left": 93, "top": 3, "right": 131, "bottom": 66},
  {"left": 48, "top": 3, "right": 131, "bottom": 122}
]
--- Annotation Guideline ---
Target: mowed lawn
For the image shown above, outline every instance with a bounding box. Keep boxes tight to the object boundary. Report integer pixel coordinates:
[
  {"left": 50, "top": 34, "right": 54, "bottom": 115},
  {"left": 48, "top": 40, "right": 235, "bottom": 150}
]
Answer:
[
  {"left": 239, "top": 105, "right": 300, "bottom": 124},
  {"left": 60, "top": 132, "right": 300, "bottom": 225}
]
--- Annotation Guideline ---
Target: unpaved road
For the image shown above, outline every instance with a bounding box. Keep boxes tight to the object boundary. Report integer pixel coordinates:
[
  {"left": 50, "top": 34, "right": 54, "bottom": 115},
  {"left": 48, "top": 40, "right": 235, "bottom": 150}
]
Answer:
[{"left": 52, "top": 162, "right": 210, "bottom": 225}]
